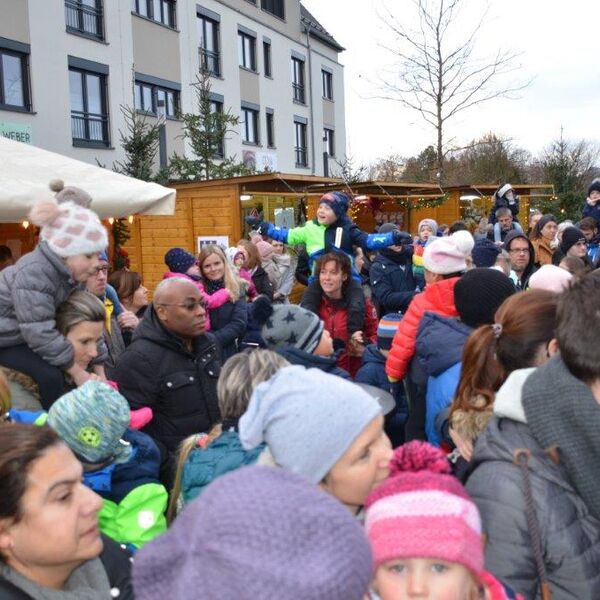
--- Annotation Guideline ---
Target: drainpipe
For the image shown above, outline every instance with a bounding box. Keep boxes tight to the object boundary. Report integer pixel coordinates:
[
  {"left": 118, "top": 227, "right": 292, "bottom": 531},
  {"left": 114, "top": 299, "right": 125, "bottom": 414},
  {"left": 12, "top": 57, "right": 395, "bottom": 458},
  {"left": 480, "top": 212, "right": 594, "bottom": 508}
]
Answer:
[{"left": 305, "top": 23, "right": 316, "bottom": 175}]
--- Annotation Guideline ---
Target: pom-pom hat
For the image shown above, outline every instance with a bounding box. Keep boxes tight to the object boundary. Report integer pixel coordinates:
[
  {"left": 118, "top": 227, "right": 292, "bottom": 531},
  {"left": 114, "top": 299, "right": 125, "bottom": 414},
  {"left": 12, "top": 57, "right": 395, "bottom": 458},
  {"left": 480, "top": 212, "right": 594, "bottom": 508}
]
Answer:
[
  {"left": 423, "top": 230, "right": 474, "bottom": 275},
  {"left": 365, "top": 441, "right": 484, "bottom": 575}
]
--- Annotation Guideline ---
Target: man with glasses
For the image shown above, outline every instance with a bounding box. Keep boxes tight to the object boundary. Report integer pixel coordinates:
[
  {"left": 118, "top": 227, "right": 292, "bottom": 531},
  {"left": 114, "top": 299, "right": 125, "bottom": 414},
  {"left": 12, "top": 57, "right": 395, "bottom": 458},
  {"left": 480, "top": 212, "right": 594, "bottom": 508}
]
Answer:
[
  {"left": 503, "top": 230, "right": 537, "bottom": 290},
  {"left": 111, "top": 277, "right": 221, "bottom": 486}
]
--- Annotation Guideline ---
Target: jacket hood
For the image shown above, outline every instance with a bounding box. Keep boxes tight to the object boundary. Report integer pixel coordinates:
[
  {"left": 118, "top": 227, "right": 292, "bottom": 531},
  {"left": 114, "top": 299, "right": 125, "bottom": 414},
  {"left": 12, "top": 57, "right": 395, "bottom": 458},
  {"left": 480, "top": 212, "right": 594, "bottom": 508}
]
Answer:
[
  {"left": 416, "top": 312, "right": 472, "bottom": 377},
  {"left": 275, "top": 345, "right": 346, "bottom": 373},
  {"left": 361, "top": 344, "right": 386, "bottom": 365},
  {"left": 493, "top": 367, "right": 536, "bottom": 424},
  {"left": 422, "top": 277, "right": 459, "bottom": 314},
  {"left": 503, "top": 230, "right": 536, "bottom": 280}
]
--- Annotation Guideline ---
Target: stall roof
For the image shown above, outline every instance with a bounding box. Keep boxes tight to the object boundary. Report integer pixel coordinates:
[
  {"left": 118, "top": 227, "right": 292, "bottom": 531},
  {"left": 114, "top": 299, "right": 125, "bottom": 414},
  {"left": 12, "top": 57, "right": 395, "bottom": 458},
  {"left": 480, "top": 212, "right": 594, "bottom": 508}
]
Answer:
[
  {"left": 0, "top": 137, "right": 175, "bottom": 222},
  {"left": 314, "top": 180, "right": 444, "bottom": 197},
  {"left": 446, "top": 184, "right": 554, "bottom": 194}
]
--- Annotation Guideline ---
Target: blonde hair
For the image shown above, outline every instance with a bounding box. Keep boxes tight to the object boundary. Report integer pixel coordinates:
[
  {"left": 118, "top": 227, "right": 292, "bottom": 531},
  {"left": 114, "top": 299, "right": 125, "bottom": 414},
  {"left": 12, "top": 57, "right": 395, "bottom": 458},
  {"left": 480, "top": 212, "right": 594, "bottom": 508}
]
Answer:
[
  {"left": 168, "top": 349, "right": 289, "bottom": 522},
  {"left": 0, "top": 369, "right": 11, "bottom": 420},
  {"left": 198, "top": 245, "right": 243, "bottom": 302}
]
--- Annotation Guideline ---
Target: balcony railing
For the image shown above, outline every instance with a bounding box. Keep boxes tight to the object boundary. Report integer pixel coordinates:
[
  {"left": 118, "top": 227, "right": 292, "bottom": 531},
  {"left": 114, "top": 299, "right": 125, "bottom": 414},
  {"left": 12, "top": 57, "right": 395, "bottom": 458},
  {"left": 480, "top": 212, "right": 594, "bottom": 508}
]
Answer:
[
  {"left": 71, "top": 111, "right": 109, "bottom": 145},
  {"left": 292, "top": 83, "right": 305, "bottom": 104},
  {"left": 65, "top": 1, "right": 104, "bottom": 40},
  {"left": 295, "top": 146, "right": 308, "bottom": 167},
  {"left": 199, "top": 47, "right": 220, "bottom": 77}
]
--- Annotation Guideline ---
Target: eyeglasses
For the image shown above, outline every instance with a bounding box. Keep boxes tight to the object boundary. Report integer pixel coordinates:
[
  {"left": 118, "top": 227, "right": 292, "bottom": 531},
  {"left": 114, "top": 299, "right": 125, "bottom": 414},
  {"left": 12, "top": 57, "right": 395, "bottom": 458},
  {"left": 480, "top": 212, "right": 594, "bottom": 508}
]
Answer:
[
  {"left": 92, "top": 266, "right": 109, "bottom": 275},
  {"left": 508, "top": 247, "right": 530, "bottom": 255},
  {"left": 157, "top": 300, "right": 207, "bottom": 311}
]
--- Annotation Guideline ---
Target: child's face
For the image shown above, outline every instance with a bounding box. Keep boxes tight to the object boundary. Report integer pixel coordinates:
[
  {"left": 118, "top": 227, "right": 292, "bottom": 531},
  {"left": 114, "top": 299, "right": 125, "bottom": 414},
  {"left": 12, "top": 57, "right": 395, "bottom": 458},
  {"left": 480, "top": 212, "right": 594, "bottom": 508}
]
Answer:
[
  {"left": 313, "top": 328, "right": 333, "bottom": 357},
  {"left": 186, "top": 264, "right": 201, "bottom": 277},
  {"left": 64, "top": 253, "right": 101, "bottom": 283},
  {"left": 234, "top": 255, "right": 245, "bottom": 267},
  {"left": 316, "top": 203, "right": 337, "bottom": 226},
  {"left": 419, "top": 226, "right": 433, "bottom": 241},
  {"left": 590, "top": 190, "right": 600, "bottom": 203},
  {"left": 374, "top": 558, "right": 475, "bottom": 600}
]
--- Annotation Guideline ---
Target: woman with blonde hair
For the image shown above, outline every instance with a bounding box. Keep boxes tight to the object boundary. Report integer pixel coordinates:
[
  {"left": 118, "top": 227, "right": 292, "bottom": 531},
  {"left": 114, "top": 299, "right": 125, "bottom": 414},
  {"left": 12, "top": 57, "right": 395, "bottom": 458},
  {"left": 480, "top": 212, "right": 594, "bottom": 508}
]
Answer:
[
  {"left": 169, "top": 349, "right": 289, "bottom": 520},
  {"left": 198, "top": 244, "right": 248, "bottom": 360}
]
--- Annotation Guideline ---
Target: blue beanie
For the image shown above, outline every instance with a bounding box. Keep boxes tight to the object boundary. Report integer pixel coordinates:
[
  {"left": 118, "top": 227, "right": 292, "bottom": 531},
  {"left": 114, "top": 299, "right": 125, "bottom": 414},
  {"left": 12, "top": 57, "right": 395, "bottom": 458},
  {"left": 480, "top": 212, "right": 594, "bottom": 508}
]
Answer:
[
  {"left": 165, "top": 247, "right": 197, "bottom": 274},
  {"left": 99, "top": 249, "right": 108, "bottom": 262},
  {"left": 471, "top": 237, "right": 500, "bottom": 268},
  {"left": 239, "top": 366, "right": 381, "bottom": 484},
  {"left": 320, "top": 192, "right": 349, "bottom": 220}
]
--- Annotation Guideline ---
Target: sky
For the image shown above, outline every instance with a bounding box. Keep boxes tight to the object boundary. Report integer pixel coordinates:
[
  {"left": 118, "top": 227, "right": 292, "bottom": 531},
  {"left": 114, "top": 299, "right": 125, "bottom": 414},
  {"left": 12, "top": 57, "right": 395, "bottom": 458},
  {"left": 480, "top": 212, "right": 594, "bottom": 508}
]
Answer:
[{"left": 301, "top": 0, "right": 600, "bottom": 166}]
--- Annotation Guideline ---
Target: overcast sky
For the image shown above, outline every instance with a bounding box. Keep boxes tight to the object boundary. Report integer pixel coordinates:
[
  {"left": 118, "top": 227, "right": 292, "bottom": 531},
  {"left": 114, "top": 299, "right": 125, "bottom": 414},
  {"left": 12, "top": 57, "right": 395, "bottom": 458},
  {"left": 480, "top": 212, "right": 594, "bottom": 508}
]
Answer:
[{"left": 302, "top": 0, "right": 600, "bottom": 166}]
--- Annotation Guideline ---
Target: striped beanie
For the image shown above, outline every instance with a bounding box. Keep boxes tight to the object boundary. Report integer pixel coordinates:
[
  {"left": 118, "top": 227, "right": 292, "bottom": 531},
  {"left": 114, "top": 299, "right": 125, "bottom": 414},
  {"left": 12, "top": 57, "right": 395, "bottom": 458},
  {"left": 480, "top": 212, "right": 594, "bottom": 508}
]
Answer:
[
  {"left": 377, "top": 313, "right": 402, "bottom": 351},
  {"left": 364, "top": 441, "right": 484, "bottom": 575}
]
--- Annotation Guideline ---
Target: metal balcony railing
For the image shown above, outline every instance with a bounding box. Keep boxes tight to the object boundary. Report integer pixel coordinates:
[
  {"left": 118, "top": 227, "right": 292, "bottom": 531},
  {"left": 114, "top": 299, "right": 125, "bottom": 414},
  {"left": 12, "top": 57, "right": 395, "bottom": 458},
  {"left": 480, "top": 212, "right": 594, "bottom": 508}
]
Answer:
[{"left": 65, "top": 1, "right": 104, "bottom": 39}]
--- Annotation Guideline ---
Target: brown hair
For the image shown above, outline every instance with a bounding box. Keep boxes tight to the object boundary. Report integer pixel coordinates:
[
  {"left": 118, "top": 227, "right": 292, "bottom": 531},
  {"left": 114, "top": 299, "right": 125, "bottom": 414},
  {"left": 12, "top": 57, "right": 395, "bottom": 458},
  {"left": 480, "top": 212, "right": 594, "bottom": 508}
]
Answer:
[
  {"left": 578, "top": 217, "right": 597, "bottom": 232},
  {"left": 237, "top": 239, "right": 261, "bottom": 270},
  {"left": 0, "top": 369, "right": 10, "bottom": 420},
  {"left": 198, "top": 245, "right": 242, "bottom": 302},
  {"left": 531, "top": 214, "right": 557, "bottom": 240},
  {"left": 314, "top": 252, "right": 353, "bottom": 295},
  {"left": 108, "top": 270, "right": 142, "bottom": 302},
  {"left": 0, "top": 425, "right": 61, "bottom": 524}
]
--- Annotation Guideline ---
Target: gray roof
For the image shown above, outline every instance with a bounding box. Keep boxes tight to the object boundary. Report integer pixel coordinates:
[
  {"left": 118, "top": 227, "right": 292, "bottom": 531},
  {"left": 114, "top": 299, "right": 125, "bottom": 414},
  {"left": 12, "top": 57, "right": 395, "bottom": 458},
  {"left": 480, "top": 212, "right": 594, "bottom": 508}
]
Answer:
[{"left": 300, "top": 5, "right": 345, "bottom": 52}]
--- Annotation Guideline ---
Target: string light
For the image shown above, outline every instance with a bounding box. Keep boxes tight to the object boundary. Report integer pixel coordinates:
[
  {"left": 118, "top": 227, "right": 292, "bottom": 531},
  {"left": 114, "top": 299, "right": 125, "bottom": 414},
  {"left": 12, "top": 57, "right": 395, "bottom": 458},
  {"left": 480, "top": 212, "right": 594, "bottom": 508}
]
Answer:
[
  {"left": 128, "top": 215, "right": 134, "bottom": 224},
  {"left": 108, "top": 217, "right": 115, "bottom": 225},
  {"left": 22, "top": 220, "right": 29, "bottom": 229}
]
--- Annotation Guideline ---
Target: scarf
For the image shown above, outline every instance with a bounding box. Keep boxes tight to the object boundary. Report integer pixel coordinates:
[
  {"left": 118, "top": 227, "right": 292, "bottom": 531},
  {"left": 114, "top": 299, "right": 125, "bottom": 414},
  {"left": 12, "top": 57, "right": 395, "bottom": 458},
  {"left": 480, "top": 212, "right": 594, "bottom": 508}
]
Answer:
[
  {"left": 380, "top": 247, "right": 409, "bottom": 265},
  {"left": 103, "top": 298, "right": 113, "bottom": 334},
  {"left": 522, "top": 355, "right": 600, "bottom": 521},
  {"left": 205, "top": 278, "right": 225, "bottom": 294}
]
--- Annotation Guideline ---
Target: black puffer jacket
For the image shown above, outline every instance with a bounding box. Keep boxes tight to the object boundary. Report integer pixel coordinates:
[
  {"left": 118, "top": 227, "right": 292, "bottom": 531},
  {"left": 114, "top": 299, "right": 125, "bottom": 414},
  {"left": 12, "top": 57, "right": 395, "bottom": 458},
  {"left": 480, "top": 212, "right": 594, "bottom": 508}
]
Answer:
[
  {"left": 209, "top": 296, "right": 248, "bottom": 361},
  {"left": 465, "top": 368, "right": 600, "bottom": 600},
  {"left": 111, "top": 305, "right": 221, "bottom": 452}
]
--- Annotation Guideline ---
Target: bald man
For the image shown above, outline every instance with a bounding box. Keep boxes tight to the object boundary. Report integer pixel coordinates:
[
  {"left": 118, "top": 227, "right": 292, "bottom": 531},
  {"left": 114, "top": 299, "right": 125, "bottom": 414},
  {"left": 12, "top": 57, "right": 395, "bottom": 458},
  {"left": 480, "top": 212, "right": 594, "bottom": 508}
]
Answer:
[{"left": 111, "top": 278, "right": 221, "bottom": 485}]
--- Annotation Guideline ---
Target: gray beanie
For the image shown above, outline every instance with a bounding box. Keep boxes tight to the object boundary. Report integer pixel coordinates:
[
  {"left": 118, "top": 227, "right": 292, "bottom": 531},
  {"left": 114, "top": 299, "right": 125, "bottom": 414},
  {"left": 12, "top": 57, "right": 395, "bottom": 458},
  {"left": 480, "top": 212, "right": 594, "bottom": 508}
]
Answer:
[
  {"left": 261, "top": 304, "right": 324, "bottom": 353},
  {"left": 239, "top": 366, "right": 382, "bottom": 483}
]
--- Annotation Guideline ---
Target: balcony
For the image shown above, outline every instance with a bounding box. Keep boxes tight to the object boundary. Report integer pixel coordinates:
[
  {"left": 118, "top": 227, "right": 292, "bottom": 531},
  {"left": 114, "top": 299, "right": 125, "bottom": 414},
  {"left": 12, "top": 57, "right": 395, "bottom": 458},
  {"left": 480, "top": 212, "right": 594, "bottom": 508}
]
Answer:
[
  {"left": 65, "top": 1, "right": 104, "bottom": 40},
  {"left": 71, "top": 111, "right": 109, "bottom": 146},
  {"left": 199, "top": 47, "right": 220, "bottom": 77}
]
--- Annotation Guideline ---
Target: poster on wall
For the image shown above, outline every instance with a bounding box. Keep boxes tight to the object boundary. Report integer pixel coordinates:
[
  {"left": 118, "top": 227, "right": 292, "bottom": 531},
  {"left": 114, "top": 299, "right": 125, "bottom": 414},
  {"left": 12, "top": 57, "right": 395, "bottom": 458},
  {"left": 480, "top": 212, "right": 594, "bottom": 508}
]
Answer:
[
  {"left": 274, "top": 207, "right": 294, "bottom": 228},
  {"left": 197, "top": 236, "right": 229, "bottom": 253}
]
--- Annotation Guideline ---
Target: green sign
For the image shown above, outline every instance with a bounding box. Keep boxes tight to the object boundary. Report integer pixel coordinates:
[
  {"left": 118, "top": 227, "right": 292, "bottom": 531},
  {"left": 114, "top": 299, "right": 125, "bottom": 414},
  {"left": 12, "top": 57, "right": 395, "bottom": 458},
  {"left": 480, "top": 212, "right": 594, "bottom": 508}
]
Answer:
[{"left": 0, "top": 121, "right": 32, "bottom": 144}]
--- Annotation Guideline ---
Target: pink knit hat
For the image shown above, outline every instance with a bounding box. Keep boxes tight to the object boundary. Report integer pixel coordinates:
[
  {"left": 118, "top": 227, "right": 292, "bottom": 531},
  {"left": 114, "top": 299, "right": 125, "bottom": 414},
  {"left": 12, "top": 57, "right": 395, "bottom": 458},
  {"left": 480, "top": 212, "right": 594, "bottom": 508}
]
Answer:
[
  {"left": 255, "top": 240, "right": 274, "bottom": 259},
  {"left": 364, "top": 441, "right": 484, "bottom": 575},
  {"left": 529, "top": 264, "right": 572, "bottom": 293},
  {"left": 423, "top": 230, "right": 474, "bottom": 274}
]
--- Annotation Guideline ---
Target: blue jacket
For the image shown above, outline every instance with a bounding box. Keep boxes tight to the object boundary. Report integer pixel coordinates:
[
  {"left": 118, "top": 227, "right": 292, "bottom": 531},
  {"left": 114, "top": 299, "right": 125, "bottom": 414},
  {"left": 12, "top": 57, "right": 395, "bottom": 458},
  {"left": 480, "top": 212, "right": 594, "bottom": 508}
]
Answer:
[
  {"left": 275, "top": 345, "right": 351, "bottom": 380},
  {"left": 182, "top": 430, "right": 265, "bottom": 504},
  {"left": 587, "top": 234, "right": 600, "bottom": 266},
  {"left": 582, "top": 200, "right": 600, "bottom": 228},
  {"left": 370, "top": 251, "right": 417, "bottom": 314},
  {"left": 415, "top": 313, "right": 473, "bottom": 446}
]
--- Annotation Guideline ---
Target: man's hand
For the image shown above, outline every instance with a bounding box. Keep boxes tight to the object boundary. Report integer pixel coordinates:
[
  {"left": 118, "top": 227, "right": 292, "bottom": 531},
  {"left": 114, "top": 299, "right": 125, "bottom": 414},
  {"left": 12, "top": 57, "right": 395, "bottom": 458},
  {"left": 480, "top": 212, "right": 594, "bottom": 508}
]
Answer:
[{"left": 118, "top": 310, "right": 139, "bottom": 331}]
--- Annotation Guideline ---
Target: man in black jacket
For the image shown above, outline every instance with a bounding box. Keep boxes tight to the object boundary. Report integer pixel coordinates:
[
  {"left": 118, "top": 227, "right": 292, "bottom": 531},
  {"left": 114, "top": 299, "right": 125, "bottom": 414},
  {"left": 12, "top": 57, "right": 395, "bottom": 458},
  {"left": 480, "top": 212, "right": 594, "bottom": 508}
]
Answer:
[{"left": 111, "top": 278, "right": 221, "bottom": 485}]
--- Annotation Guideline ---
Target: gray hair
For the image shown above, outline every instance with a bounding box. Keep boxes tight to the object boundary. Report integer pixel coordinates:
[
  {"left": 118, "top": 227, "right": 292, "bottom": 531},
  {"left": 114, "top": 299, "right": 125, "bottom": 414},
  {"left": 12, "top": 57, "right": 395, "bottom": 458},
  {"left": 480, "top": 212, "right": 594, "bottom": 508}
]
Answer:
[
  {"left": 495, "top": 207, "right": 512, "bottom": 219},
  {"left": 56, "top": 291, "right": 106, "bottom": 336}
]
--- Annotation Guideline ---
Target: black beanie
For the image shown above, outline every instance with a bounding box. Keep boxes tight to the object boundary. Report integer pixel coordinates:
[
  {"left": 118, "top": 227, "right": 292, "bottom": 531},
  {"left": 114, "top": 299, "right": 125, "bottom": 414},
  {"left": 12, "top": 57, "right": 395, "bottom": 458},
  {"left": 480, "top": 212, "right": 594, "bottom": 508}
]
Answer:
[
  {"left": 588, "top": 179, "right": 600, "bottom": 197},
  {"left": 535, "top": 214, "right": 556, "bottom": 235},
  {"left": 471, "top": 238, "right": 500, "bottom": 267},
  {"left": 560, "top": 226, "right": 586, "bottom": 255},
  {"left": 454, "top": 268, "right": 516, "bottom": 328}
]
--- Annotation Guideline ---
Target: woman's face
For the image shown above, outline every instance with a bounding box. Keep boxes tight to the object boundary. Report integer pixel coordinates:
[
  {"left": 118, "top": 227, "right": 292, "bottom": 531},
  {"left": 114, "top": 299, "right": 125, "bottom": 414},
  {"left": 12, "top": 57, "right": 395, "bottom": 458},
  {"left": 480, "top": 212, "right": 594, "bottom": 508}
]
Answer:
[
  {"left": 271, "top": 240, "right": 285, "bottom": 255},
  {"left": 540, "top": 221, "right": 557, "bottom": 241},
  {"left": 320, "top": 415, "right": 392, "bottom": 514},
  {"left": 529, "top": 213, "right": 542, "bottom": 231},
  {"left": 374, "top": 559, "right": 476, "bottom": 600},
  {"left": 66, "top": 321, "right": 104, "bottom": 369},
  {"left": 130, "top": 284, "right": 148, "bottom": 311},
  {"left": 319, "top": 261, "right": 347, "bottom": 299},
  {"left": 201, "top": 253, "right": 226, "bottom": 281},
  {"left": 0, "top": 443, "right": 104, "bottom": 582},
  {"left": 64, "top": 253, "right": 101, "bottom": 283}
]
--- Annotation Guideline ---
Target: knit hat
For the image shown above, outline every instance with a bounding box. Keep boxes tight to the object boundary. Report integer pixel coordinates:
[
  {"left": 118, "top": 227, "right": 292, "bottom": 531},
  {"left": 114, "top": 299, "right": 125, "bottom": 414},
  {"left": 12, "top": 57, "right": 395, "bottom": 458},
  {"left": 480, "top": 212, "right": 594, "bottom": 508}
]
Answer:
[
  {"left": 497, "top": 183, "right": 513, "bottom": 198},
  {"left": 560, "top": 226, "right": 586, "bottom": 254},
  {"left": 164, "top": 247, "right": 197, "bottom": 274},
  {"left": 529, "top": 264, "right": 573, "bottom": 293},
  {"left": 418, "top": 218, "right": 438, "bottom": 234},
  {"left": 535, "top": 214, "right": 557, "bottom": 235},
  {"left": 255, "top": 240, "right": 274, "bottom": 259},
  {"left": 248, "top": 230, "right": 263, "bottom": 244},
  {"left": 377, "top": 313, "right": 402, "bottom": 351},
  {"left": 47, "top": 380, "right": 132, "bottom": 465},
  {"left": 260, "top": 304, "right": 324, "bottom": 353},
  {"left": 98, "top": 250, "right": 108, "bottom": 263},
  {"left": 364, "top": 441, "right": 484, "bottom": 574},
  {"left": 378, "top": 223, "right": 399, "bottom": 234},
  {"left": 28, "top": 182, "right": 107, "bottom": 258},
  {"left": 226, "top": 246, "right": 245, "bottom": 265},
  {"left": 454, "top": 268, "right": 516, "bottom": 328},
  {"left": 319, "top": 192, "right": 349, "bottom": 220},
  {"left": 588, "top": 179, "right": 600, "bottom": 197},
  {"left": 471, "top": 237, "right": 500, "bottom": 267},
  {"left": 239, "top": 366, "right": 381, "bottom": 484},
  {"left": 133, "top": 467, "right": 373, "bottom": 600},
  {"left": 423, "top": 230, "right": 474, "bottom": 275}
]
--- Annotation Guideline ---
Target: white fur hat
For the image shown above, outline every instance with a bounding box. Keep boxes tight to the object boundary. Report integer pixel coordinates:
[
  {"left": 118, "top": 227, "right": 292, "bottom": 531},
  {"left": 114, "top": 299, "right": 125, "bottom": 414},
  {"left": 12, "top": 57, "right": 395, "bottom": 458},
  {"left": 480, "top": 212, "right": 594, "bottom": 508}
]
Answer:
[{"left": 423, "top": 230, "right": 474, "bottom": 275}]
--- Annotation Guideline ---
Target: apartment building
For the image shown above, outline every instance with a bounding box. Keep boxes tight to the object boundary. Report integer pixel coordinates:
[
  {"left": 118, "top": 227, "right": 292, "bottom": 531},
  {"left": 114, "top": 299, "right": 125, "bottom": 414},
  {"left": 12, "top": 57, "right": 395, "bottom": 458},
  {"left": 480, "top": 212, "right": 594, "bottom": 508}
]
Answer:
[{"left": 0, "top": 0, "right": 345, "bottom": 176}]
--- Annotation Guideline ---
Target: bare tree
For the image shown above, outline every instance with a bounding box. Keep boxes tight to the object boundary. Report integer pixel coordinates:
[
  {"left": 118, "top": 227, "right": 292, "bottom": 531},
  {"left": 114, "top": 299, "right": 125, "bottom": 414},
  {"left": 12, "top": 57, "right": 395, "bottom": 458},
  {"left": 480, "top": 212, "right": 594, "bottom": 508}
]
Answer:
[{"left": 378, "top": 0, "right": 530, "bottom": 181}]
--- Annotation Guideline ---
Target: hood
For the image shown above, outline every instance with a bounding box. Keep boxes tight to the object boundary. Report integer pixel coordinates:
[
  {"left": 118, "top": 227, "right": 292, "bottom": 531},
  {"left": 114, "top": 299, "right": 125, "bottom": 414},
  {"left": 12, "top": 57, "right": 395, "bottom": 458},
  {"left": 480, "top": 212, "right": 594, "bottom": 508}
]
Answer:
[
  {"left": 361, "top": 344, "right": 386, "bottom": 365},
  {"left": 503, "top": 230, "right": 536, "bottom": 280},
  {"left": 275, "top": 345, "right": 339, "bottom": 371},
  {"left": 493, "top": 367, "right": 536, "bottom": 424},
  {"left": 421, "top": 276, "right": 459, "bottom": 314},
  {"left": 416, "top": 312, "right": 472, "bottom": 377}
]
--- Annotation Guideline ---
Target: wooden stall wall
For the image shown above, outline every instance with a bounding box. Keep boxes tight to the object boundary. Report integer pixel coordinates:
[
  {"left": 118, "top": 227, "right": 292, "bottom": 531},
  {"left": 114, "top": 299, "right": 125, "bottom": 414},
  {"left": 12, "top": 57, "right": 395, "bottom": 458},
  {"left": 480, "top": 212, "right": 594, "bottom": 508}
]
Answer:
[
  {"left": 0, "top": 224, "right": 36, "bottom": 260},
  {"left": 408, "top": 194, "right": 459, "bottom": 234}
]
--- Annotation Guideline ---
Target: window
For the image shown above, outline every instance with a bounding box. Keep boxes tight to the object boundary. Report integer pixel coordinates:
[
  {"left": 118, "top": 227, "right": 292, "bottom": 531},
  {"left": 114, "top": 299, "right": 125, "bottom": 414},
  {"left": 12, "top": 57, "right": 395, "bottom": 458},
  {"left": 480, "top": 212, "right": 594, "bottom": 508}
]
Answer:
[
  {"left": 132, "top": 0, "right": 176, "bottom": 28},
  {"left": 198, "top": 14, "right": 220, "bottom": 76},
  {"left": 324, "top": 128, "right": 335, "bottom": 157},
  {"left": 291, "top": 57, "right": 305, "bottom": 103},
  {"left": 294, "top": 120, "right": 307, "bottom": 167},
  {"left": 266, "top": 110, "right": 274, "bottom": 148},
  {"left": 241, "top": 106, "right": 259, "bottom": 144},
  {"left": 65, "top": 0, "right": 104, "bottom": 39},
  {"left": 69, "top": 68, "right": 109, "bottom": 145},
  {"left": 322, "top": 69, "right": 333, "bottom": 100},
  {"left": 134, "top": 81, "right": 179, "bottom": 117},
  {"left": 238, "top": 31, "right": 256, "bottom": 71},
  {"left": 209, "top": 99, "right": 224, "bottom": 158},
  {"left": 0, "top": 49, "right": 30, "bottom": 111},
  {"left": 263, "top": 41, "right": 272, "bottom": 77},
  {"left": 261, "top": 0, "right": 284, "bottom": 19}
]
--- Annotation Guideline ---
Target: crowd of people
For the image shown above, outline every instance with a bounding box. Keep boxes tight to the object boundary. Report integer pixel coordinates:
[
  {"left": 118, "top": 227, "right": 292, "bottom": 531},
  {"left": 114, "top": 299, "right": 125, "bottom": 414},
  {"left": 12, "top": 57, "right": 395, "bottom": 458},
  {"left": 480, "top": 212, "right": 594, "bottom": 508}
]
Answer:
[{"left": 1, "top": 179, "right": 600, "bottom": 599}]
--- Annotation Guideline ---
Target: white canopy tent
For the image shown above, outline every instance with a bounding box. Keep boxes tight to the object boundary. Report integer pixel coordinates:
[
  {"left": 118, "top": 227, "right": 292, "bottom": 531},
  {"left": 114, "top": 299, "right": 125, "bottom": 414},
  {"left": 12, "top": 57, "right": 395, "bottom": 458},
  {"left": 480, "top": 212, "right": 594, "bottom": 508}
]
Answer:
[{"left": 0, "top": 137, "right": 175, "bottom": 222}]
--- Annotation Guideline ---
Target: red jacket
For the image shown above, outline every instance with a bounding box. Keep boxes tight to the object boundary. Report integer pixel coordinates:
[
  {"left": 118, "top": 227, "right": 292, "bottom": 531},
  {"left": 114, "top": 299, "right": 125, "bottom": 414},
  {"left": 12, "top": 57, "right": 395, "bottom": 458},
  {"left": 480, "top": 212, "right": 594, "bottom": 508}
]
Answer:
[
  {"left": 319, "top": 295, "right": 378, "bottom": 378},
  {"left": 385, "top": 277, "right": 459, "bottom": 381}
]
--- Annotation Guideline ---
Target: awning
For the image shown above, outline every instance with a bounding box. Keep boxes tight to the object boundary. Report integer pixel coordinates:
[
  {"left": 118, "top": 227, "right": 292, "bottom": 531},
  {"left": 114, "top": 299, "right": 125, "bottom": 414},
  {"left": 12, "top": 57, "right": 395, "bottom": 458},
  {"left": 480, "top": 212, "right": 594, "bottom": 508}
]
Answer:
[{"left": 0, "top": 137, "right": 176, "bottom": 222}]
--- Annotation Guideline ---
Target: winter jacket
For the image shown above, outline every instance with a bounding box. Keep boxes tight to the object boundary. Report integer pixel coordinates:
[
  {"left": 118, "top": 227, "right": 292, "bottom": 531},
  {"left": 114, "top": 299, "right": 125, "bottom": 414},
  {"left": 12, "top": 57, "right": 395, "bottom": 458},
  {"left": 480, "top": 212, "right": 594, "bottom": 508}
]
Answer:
[
  {"left": 489, "top": 193, "right": 520, "bottom": 224},
  {"left": 355, "top": 344, "right": 392, "bottom": 391},
  {"left": 415, "top": 313, "right": 472, "bottom": 446},
  {"left": 582, "top": 198, "right": 600, "bottom": 227},
  {"left": 318, "top": 294, "right": 378, "bottom": 378},
  {"left": 586, "top": 234, "right": 600, "bottom": 266},
  {"left": 86, "top": 429, "right": 168, "bottom": 551},
  {"left": 271, "top": 252, "right": 296, "bottom": 301},
  {"left": 111, "top": 305, "right": 221, "bottom": 453},
  {"left": 0, "top": 534, "right": 133, "bottom": 599},
  {"left": 503, "top": 231, "right": 537, "bottom": 291},
  {"left": 251, "top": 266, "right": 274, "bottom": 300},
  {"left": 530, "top": 236, "right": 554, "bottom": 267},
  {"left": 465, "top": 368, "right": 600, "bottom": 599},
  {"left": 274, "top": 344, "right": 351, "bottom": 380},
  {"left": 411, "top": 240, "right": 427, "bottom": 288},
  {"left": 0, "top": 242, "right": 79, "bottom": 369},
  {"left": 488, "top": 222, "right": 524, "bottom": 244},
  {"left": 386, "top": 277, "right": 459, "bottom": 382},
  {"left": 370, "top": 249, "right": 417, "bottom": 314},
  {"left": 208, "top": 296, "right": 248, "bottom": 361},
  {"left": 181, "top": 430, "right": 265, "bottom": 504}
]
